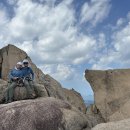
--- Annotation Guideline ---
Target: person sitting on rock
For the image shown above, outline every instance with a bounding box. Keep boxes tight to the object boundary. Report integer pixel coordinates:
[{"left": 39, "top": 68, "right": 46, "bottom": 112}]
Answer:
[
  {"left": 6, "top": 62, "right": 23, "bottom": 103},
  {"left": 22, "top": 59, "right": 36, "bottom": 98}
]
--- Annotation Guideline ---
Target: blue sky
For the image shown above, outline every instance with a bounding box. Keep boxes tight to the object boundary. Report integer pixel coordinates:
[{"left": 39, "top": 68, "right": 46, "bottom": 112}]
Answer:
[{"left": 0, "top": 0, "right": 130, "bottom": 101}]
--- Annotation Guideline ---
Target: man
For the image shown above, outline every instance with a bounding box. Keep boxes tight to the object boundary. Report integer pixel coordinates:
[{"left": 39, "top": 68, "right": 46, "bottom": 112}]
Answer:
[
  {"left": 6, "top": 62, "right": 23, "bottom": 103},
  {"left": 22, "top": 59, "right": 36, "bottom": 98}
]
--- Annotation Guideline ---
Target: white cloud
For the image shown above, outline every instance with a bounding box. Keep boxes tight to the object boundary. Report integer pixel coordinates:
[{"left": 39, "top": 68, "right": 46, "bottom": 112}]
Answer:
[
  {"left": 92, "top": 56, "right": 114, "bottom": 70},
  {"left": 92, "top": 13, "right": 130, "bottom": 70},
  {"left": 40, "top": 64, "right": 76, "bottom": 81},
  {"left": 17, "top": 41, "right": 33, "bottom": 53},
  {"left": 52, "top": 64, "right": 76, "bottom": 81},
  {"left": 112, "top": 22, "right": 130, "bottom": 66},
  {"left": 0, "top": 7, "right": 9, "bottom": 46},
  {"left": 80, "top": 0, "right": 111, "bottom": 26},
  {"left": 116, "top": 18, "right": 125, "bottom": 27},
  {"left": 1, "top": 0, "right": 100, "bottom": 67},
  {"left": 0, "top": 10, "right": 7, "bottom": 24}
]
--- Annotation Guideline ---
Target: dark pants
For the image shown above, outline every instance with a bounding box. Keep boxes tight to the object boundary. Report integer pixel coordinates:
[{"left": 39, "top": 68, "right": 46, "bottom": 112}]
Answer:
[
  {"left": 24, "top": 80, "right": 36, "bottom": 97},
  {"left": 6, "top": 82, "right": 17, "bottom": 102},
  {"left": 5, "top": 80, "right": 36, "bottom": 103}
]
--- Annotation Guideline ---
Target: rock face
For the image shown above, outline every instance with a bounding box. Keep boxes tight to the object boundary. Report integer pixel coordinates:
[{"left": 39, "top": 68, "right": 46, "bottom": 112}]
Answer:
[
  {"left": 13, "top": 83, "right": 49, "bottom": 101},
  {"left": 92, "top": 118, "right": 130, "bottom": 130},
  {"left": 43, "top": 74, "right": 67, "bottom": 100},
  {"left": 0, "top": 79, "right": 8, "bottom": 103},
  {"left": 42, "top": 74, "right": 87, "bottom": 113},
  {"left": 86, "top": 104, "right": 105, "bottom": 127},
  {"left": 85, "top": 69, "right": 130, "bottom": 122},
  {"left": 63, "top": 88, "right": 87, "bottom": 113},
  {"left": 0, "top": 44, "right": 86, "bottom": 114},
  {"left": 0, "top": 97, "right": 90, "bottom": 130}
]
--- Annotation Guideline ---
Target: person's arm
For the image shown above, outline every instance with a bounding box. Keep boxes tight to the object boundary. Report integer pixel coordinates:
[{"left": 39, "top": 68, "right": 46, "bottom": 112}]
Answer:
[
  {"left": 30, "top": 68, "right": 34, "bottom": 80},
  {"left": 9, "top": 69, "right": 18, "bottom": 80},
  {"left": 9, "top": 70, "right": 14, "bottom": 80}
]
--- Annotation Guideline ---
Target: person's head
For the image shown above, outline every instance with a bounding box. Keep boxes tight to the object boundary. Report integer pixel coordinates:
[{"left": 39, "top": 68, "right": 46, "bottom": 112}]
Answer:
[
  {"left": 16, "top": 62, "right": 23, "bottom": 69},
  {"left": 23, "top": 59, "right": 29, "bottom": 67}
]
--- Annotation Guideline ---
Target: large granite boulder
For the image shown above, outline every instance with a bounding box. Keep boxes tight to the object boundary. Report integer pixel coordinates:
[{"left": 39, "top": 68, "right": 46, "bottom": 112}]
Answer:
[
  {"left": 63, "top": 88, "right": 87, "bottom": 113},
  {"left": 85, "top": 69, "right": 130, "bottom": 122},
  {"left": 0, "top": 79, "right": 48, "bottom": 103},
  {"left": 0, "top": 97, "right": 90, "bottom": 130},
  {"left": 92, "top": 118, "right": 130, "bottom": 130},
  {"left": 0, "top": 79, "right": 8, "bottom": 103},
  {"left": 43, "top": 74, "right": 66, "bottom": 100},
  {"left": 13, "top": 83, "right": 49, "bottom": 101}
]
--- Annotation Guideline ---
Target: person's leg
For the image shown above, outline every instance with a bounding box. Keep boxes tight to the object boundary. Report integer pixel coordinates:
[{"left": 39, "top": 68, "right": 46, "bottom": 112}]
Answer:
[
  {"left": 29, "top": 81, "right": 34, "bottom": 90},
  {"left": 8, "top": 82, "right": 17, "bottom": 102},
  {"left": 5, "top": 82, "right": 11, "bottom": 103},
  {"left": 29, "top": 81, "right": 38, "bottom": 92},
  {"left": 28, "top": 81, "right": 37, "bottom": 97},
  {"left": 5, "top": 89, "right": 9, "bottom": 103},
  {"left": 24, "top": 80, "right": 33, "bottom": 97}
]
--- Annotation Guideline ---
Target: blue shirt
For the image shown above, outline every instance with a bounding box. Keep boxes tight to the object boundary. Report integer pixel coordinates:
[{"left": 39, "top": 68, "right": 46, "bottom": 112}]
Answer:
[
  {"left": 22, "top": 67, "right": 34, "bottom": 80},
  {"left": 9, "top": 67, "right": 23, "bottom": 79}
]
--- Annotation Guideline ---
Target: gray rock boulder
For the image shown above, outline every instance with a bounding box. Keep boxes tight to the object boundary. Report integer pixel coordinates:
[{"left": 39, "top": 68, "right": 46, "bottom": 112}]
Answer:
[
  {"left": 0, "top": 79, "right": 8, "bottom": 103},
  {"left": 92, "top": 118, "right": 130, "bottom": 130},
  {"left": 0, "top": 97, "right": 90, "bottom": 130},
  {"left": 85, "top": 69, "right": 130, "bottom": 122},
  {"left": 43, "top": 74, "right": 66, "bottom": 100},
  {"left": 13, "top": 83, "right": 48, "bottom": 101},
  {"left": 0, "top": 80, "right": 48, "bottom": 103},
  {"left": 86, "top": 104, "right": 105, "bottom": 127},
  {"left": 63, "top": 88, "right": 87, "bottom": 113}
]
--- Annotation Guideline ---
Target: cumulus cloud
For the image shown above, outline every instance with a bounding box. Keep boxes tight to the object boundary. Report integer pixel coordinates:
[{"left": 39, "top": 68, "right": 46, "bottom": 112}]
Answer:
[
  {"left": 1, "top": 0, "right": 129, "bottom": 82},
  {"left": 112, "top": 22, "right": 130, "bottom": 66},
  {"left": 39, "top": 64, "right": 76, "bottom": 81},
  {"left": 0, "top": 6, "right": 10, "bottom": 47},
  {"left": 51, "top": 64, "right": 76, "bottom": 81},
  {"left": 116, "top": 18, "right": 125, "bottom": 27},
  {"left": 80, "top": 0, "right": 111, "bottom": 26},
  {"left": 92, "top": 13, "right": 130, "bottom": 69}
]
